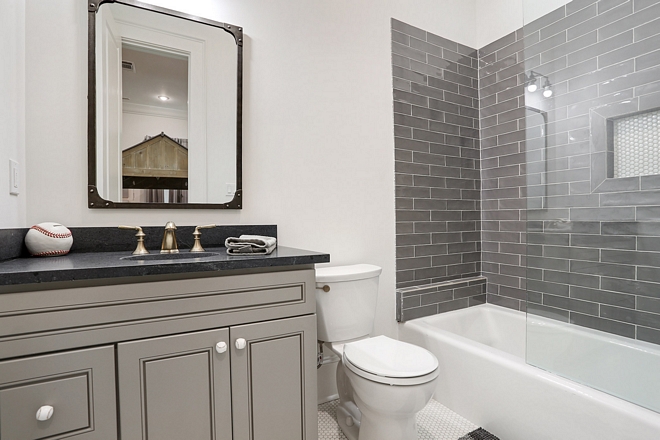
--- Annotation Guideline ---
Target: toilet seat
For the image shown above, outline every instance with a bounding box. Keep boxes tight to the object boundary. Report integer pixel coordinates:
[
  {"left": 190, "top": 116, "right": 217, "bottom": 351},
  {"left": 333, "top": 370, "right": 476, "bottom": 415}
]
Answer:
[{"left": 342, "top": 336, "right": 439, "bottom": 386}]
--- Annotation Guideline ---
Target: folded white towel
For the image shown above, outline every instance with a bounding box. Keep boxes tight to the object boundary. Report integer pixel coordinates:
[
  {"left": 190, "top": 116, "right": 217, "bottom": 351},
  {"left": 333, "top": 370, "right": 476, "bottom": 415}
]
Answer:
[{"left": 225, "top": 235, "right": 277, "bottom": 255}]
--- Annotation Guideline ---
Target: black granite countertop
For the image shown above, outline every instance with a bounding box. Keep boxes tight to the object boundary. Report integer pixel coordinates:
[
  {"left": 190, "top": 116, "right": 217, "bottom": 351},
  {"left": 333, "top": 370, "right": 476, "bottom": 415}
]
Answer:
[{"left": 0, "top": 246, "right": 330, "bottom": 287}]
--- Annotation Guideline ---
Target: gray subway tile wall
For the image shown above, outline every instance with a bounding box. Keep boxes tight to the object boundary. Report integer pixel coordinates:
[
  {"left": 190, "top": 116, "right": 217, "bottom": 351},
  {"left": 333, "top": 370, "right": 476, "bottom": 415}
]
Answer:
[
  {"left": 396, "top": 277, "right": 487, "bottom": 321},
  {"left": 481, "top": 0, "right": 660, "bottom": 344},
  {"left": 478, "top": 25, "right": 529, "bottom": 318},
  {"left": 392, "top": 18, "right": 482, "bottom": 292},
  {"left": 393, "top": 0, "right": 660, "bottom": 340}
]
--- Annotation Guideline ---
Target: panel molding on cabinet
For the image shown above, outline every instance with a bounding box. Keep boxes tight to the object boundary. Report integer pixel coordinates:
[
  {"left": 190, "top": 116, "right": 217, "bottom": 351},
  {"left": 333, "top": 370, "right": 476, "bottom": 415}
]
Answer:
[
  {"left": 0, "top": 346, "right": 116, "bottom": 439},
  {"left": 0, "top": 269, "right": 316, "bottom": 359},
  {"left": 117, "top": 328, "right": 232, "bottom": 440},
  {"left": 231, "top": 314, "right": 317, "bottom": 440},
  {"left": 1, "top": 284, "right": 304, "bottom": 336}
]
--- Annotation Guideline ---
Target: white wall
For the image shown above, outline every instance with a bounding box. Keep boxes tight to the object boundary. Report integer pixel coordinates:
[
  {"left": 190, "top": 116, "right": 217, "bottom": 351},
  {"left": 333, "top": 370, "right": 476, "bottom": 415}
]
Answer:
[
  {"left": 23, "top": 0, "right": 476, "bottom": 341},
  {"left": 0, "top": 0, "right": 26, "bottom": 228},
  {"left": 523, "top": 0, "right": 573, "bottom": 27},
  {"left": 475, "top": 0, "right": 571, "bottom": 49},
  {"left": 475, "top": 0, "right": 523, "bottom": 48}
]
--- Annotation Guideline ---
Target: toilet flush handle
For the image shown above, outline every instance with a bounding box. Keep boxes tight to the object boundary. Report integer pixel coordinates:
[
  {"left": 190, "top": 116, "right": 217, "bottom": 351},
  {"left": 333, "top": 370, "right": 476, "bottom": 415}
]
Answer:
[{"left": 318, "top": 285, "right": 330, "bottom": 292}]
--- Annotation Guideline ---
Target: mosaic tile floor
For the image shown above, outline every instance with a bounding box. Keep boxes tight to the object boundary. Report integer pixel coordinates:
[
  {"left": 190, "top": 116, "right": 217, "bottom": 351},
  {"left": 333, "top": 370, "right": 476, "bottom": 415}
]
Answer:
[{"left": 318, "top": 399, "right": 477, "bottom": 440}]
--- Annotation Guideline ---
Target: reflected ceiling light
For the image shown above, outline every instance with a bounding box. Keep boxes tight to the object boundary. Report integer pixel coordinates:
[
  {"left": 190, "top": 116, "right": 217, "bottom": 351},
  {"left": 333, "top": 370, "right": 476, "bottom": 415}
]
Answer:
[
  {"left": 526, "top": 71, "right": 554, "bottom": 98},
  {"left": 542, "top": 79, "right": 553, "bottom": 98},
  {"left": 158, "top": 95, "right": 170, "bottom": 101},
  {"left": 527, "top": 72, "right": 538, "bottom": 93}
]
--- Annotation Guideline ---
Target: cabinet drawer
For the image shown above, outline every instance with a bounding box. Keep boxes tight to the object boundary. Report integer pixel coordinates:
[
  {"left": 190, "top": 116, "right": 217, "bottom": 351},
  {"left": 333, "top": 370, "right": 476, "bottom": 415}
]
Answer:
[{"left": 0, "top": 346, "right": 117, "bottom": 439}]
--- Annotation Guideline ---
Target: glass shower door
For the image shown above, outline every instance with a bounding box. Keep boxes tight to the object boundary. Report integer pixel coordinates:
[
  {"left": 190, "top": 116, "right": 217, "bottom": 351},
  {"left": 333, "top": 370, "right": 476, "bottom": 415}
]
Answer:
[{"left": 522, "top": 0, "right": 660, "bottom": 413}]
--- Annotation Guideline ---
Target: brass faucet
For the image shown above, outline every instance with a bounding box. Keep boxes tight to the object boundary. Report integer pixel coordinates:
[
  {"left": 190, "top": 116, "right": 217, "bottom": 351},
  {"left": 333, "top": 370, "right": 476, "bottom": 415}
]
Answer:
[
  {"left": 161, "top": 221, "right": 179, "bottom": 254},
  {"left": 191, "top": 224, "right": 217, "bottom": 252},
  {"left": 118, "top": 225, "right": 149, "bottom": 255}
]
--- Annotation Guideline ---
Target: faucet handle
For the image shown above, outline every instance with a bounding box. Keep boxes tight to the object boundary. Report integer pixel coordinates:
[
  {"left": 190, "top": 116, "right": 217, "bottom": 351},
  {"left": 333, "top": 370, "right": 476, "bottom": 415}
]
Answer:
[
  {"left": 195, "top": 224, "right": 216, "bottom": 231},
  {"left": 119, "top": 225, "right": 142, "bottom": 230},
  {"left": 118, "top": 225, "right": 149, "bottom": 255},
  {"left": 191, "top": 224, "right": 216, "bottom": 252}
]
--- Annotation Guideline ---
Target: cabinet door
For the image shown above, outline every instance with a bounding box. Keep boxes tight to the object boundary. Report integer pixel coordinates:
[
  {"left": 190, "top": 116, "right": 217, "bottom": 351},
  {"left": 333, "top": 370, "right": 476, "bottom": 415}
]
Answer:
[
  {"left": 0, "top": 346, "right": 116, "bottom": 440},
  {"left": 231, "top": 314, "right": 317, "bottom": 440},
  {"left": 117, "top": 328, "right": 232, "bottom": 440}
]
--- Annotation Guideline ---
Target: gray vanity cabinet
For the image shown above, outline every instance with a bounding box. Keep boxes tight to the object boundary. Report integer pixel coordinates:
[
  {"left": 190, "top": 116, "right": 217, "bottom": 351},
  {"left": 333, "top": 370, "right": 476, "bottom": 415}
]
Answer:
[
  {"left": 117, "top": 328, "right": 233, "bottom": 440},
  {"left": 0, "top": 267, "right": 318, "bottom": 439},
  {"left": 117, "top": 315, "right": 317, "bottom": 440},
  {"left": 231, "top": 314, "right": 317, "bottom": 440}
]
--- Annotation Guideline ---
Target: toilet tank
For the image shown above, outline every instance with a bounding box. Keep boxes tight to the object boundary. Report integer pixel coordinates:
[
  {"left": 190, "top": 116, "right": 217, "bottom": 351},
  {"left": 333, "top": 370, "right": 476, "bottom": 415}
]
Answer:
[{"left": 315, "top": 264, "right": 382, "bottom": 343}]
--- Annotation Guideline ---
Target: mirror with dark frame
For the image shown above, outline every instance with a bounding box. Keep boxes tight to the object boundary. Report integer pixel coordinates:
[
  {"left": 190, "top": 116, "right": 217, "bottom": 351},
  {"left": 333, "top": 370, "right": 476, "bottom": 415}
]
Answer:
[{"left": 87, "top": 0, "right": 242, "bottom": 209}]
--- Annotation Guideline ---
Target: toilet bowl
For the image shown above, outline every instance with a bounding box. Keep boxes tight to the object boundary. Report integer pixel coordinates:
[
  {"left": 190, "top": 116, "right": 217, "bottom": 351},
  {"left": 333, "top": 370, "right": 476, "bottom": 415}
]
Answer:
[
  {"left": 316, "top": 264, "right": 439, "bottom": 440},
  {"left": 333, "top": 336, "right": 438, "bottom": 440}
]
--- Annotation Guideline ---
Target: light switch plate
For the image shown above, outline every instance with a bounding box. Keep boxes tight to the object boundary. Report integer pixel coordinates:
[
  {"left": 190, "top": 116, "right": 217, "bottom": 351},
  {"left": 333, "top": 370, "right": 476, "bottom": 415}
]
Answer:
[{"left": 9, "top": 159, "right": 19, "bottom": 195}]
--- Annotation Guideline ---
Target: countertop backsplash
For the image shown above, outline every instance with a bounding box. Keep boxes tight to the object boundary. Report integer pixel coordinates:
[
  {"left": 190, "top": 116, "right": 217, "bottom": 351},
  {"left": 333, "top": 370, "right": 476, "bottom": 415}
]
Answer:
[{"left": 0, "top": 224, "right": 278, "bottom": 261}]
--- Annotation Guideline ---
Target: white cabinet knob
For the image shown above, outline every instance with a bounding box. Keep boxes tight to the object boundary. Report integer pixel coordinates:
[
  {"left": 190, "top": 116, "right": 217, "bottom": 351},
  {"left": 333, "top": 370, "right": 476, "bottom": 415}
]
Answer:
[
  {"left": 215, "top": 341, "right": 227, "bottom": 354},
  {"left": 36, "top": 405, "right": 54, "bottom": 421},
  {"left": 235, "top": 338, "right": 247, "bottom": 350}
]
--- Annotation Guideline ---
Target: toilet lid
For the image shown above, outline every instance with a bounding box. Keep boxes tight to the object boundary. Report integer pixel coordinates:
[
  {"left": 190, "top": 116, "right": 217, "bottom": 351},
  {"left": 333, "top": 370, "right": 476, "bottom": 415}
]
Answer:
[{"left": 343, "top": 335, "right": 438, "bottom": 378}]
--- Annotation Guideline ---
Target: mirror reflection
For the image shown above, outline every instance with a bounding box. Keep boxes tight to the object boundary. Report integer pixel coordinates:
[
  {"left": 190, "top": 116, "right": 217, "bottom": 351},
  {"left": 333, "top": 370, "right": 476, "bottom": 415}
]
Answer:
[
  {"left": 91, "top": 1, "right": 241, "bottom": 208},
  {"left": 121, "top": 45, "right": 189, "bottom": 203}
]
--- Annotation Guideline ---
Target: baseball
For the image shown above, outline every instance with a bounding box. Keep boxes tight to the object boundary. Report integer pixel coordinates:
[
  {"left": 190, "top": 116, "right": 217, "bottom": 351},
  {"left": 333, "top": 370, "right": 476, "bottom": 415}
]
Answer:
[{"left": 25, "top": 222, "right": 74, "bottom": 257}]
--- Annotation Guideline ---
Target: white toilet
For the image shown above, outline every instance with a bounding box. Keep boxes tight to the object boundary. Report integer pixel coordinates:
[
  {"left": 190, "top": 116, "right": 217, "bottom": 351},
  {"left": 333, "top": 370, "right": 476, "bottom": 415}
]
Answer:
[{"left": 316, "top": 264, "right": 439, "bottom": 440}]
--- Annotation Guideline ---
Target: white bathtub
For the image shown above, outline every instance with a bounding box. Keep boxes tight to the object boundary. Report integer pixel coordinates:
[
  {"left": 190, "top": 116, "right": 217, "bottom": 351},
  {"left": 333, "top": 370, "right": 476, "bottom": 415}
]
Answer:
[{"left": 399, "top": 304, "right": 660, "bottom": 440}]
